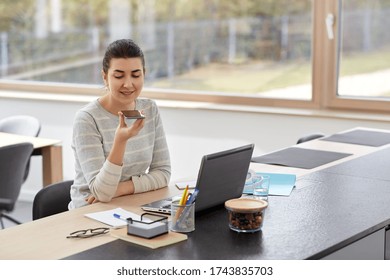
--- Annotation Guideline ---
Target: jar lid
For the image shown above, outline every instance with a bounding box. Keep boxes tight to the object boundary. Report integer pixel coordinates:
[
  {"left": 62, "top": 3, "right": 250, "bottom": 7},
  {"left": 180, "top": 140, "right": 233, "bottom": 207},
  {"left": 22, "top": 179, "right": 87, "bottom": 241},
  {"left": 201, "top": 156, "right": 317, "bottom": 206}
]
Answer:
[{"left": 225, "top": 198, "right": 268, "bottom": 212}]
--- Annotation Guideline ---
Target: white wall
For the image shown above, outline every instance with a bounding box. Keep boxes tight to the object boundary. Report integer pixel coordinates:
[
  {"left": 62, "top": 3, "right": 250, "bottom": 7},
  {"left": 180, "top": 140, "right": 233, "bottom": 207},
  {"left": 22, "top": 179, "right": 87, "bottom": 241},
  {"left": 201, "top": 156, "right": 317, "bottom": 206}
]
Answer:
[{"left": 1, "top": 96, "right": 389, "bottom": 201}]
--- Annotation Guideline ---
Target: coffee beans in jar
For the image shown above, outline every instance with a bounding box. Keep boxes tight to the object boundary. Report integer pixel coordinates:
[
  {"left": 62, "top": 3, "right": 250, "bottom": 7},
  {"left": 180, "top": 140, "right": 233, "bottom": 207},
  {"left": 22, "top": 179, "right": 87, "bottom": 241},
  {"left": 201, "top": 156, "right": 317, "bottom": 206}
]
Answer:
[{"left": 225, "top": 198, "right": 268, "bottom": 233}]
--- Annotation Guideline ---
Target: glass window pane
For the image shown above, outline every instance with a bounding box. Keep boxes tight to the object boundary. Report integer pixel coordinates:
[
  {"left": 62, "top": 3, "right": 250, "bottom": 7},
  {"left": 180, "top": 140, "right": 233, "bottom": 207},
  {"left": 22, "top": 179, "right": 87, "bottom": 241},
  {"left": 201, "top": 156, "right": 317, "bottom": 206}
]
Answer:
[
  {"left": 338, "top": 0, "right": 390, "bottom": 98},
  {"left": 0, "top": 0, "right": 312, "bottom": 101}
]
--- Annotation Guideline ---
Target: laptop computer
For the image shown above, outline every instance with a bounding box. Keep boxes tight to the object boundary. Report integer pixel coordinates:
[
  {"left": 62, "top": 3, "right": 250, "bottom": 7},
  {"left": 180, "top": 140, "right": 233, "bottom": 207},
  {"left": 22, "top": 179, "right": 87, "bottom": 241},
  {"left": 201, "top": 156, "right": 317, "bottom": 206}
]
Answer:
[{"left": 141, "top": 143, "right": 254, "bottom": 215}]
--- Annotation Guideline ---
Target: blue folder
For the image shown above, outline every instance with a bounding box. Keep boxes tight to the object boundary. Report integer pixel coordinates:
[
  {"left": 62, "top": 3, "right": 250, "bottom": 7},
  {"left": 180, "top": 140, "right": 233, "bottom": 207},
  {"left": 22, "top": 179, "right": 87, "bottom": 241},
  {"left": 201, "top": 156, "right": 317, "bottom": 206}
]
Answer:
[{"left": 243, "top": 172, "right": 296, "bottom": 196}]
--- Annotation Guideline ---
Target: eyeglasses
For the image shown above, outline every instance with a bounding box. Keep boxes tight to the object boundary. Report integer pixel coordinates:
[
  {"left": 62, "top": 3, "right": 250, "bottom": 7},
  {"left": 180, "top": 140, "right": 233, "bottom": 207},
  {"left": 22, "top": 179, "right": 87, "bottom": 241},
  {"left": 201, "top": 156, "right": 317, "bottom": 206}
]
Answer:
[{"left": 66, "top": 227, "right": 110, "bottom": 239}]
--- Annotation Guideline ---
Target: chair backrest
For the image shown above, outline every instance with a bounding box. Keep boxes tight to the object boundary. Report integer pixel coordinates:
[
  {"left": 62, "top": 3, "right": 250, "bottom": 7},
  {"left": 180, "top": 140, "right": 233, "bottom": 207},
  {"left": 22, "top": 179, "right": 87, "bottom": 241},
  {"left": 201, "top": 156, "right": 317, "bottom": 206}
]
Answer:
[
  {"left": 0, "top": 115, "right": 41, "bottom": 137},
  {"left": 0, "top": 115, "right": 41, "bottom": 182},
  {"left": 296, "top": 133, "right": 325, "bottom": 144},
  {"left": 0, "top": 143, "right": 34, "bottom": 212},
  {"left": 32, "top": 180, "right": 73, "bottom": 220}
]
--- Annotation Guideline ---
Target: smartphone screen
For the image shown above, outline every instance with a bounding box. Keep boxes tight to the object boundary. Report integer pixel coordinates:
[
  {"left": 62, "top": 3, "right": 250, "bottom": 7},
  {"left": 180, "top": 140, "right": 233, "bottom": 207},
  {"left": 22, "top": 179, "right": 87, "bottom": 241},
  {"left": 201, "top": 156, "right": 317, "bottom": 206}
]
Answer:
[{"left": 121, "top": 110, "right": 145, "bottom": 119}]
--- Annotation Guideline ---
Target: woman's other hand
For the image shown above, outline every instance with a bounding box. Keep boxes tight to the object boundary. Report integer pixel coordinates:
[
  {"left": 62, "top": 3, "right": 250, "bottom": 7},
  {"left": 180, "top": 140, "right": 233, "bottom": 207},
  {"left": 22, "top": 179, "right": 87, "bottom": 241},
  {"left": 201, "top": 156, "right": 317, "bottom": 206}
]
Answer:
[{"left": 85, "top": 195, "right": 99, "bottom": 204}]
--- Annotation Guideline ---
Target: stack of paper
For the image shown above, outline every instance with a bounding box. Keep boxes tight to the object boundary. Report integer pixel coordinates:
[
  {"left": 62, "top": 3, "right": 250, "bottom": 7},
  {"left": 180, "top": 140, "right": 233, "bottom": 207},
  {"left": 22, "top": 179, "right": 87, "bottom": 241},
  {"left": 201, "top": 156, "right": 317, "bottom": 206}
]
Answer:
[{"left": 84, "top": 207, "right": 141, "bottom": 228}]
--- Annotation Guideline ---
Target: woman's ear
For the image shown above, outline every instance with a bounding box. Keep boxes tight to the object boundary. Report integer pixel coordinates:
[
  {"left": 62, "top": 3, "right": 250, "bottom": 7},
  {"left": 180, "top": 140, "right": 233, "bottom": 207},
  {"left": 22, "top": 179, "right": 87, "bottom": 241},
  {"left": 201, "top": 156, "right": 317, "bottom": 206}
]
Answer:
[{"left": 101, "top": 70, "right": 108, "bottom": 86}]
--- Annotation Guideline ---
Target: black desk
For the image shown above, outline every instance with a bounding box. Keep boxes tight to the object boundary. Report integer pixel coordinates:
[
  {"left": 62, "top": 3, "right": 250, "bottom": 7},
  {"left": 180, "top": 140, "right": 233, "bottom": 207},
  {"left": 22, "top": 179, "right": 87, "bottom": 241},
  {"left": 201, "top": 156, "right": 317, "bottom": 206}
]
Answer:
[{"left": 65, "top": 147, "right": 390, "bottom": 260}]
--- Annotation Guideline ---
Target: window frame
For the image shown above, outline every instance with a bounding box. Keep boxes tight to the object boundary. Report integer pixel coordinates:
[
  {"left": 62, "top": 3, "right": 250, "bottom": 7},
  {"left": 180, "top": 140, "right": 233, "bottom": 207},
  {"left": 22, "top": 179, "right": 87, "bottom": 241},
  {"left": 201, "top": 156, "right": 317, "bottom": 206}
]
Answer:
[
  {"left": 0, "top": 0, "right": 389, "bottom": 114},
  {"left": 323, "top": 0, "right": 390, "bottom": 113}
]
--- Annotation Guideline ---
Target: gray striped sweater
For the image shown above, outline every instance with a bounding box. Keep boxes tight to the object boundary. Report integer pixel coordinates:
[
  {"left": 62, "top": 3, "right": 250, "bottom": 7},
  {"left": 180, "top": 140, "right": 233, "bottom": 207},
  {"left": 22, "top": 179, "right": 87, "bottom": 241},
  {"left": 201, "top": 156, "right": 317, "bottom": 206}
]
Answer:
[{"left": 69, "top": 98, "right": 171, "bottom": 209}]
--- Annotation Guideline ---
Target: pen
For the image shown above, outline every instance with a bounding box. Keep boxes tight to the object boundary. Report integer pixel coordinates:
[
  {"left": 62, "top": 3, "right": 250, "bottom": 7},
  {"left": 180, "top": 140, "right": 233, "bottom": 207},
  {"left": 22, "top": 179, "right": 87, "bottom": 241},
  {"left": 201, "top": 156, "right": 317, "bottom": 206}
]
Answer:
[
  {"left": 186, "top": 188, "right": 199, "bottom": 205},
  {"left": 113, "top": 213, "right": 128, "bottom": 222},
  {"left": 184, "top": 192, "right": 191, "bottom": 205}
]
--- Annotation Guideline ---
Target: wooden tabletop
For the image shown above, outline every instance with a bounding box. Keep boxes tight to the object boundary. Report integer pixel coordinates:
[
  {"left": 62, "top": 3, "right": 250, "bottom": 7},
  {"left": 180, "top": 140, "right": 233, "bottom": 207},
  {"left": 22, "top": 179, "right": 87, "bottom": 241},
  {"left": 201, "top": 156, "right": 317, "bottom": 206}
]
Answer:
[
  {"left": 0, "top": 132, "right": 61, "bottom": 149},
  {"left": 0, "top": 184, "right": 181, "bottom": 259}
]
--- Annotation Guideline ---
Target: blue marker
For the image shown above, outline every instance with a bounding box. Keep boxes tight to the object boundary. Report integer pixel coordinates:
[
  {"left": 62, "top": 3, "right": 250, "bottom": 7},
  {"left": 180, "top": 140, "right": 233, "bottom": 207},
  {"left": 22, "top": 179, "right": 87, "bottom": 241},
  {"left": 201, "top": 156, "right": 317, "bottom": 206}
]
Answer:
[
  {"left": 186, "top": 188, "right": 199, "bottom": 205},
  {"left": 113, "top": 213, "right": 127, "bottom": 221}
]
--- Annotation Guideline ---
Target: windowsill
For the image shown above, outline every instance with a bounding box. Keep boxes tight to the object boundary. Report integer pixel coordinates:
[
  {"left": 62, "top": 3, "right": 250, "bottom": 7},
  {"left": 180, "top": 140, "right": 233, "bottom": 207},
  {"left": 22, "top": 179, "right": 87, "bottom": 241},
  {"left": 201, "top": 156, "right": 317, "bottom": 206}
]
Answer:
[{"left": 2, "top": 88, "right": 390, "bottom": 123}]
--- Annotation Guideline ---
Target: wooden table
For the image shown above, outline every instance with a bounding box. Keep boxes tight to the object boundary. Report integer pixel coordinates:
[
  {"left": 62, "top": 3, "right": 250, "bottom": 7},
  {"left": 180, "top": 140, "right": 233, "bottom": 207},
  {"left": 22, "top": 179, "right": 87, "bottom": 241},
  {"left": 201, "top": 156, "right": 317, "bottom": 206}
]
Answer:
[
  {"left": 0, "top": 127, "right": 389, "bottom": 260},
  {"left": 0, "top": 186, "right": 179, "bottom": 259},
  {"left": 0, "top": 132, "right": 63, "bottom": 186}
]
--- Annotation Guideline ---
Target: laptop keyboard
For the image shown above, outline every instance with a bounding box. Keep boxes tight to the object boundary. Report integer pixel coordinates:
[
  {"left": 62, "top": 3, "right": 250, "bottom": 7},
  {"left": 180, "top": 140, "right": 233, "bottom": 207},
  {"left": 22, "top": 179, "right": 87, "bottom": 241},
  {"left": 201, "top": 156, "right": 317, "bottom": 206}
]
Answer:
[{"left": 161, "top": 204, "right": 171, "bottom": 209}]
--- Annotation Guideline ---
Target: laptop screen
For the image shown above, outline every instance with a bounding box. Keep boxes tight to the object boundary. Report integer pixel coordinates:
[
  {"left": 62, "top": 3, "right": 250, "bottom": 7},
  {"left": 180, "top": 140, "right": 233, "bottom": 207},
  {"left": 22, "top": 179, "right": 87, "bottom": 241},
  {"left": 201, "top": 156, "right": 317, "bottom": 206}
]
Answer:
[
  {"left": 141, "top": 144, "right": 254, "bottom": 215},
  {"left": 194, "top": 144, "right": 254, "bottom": 213}
]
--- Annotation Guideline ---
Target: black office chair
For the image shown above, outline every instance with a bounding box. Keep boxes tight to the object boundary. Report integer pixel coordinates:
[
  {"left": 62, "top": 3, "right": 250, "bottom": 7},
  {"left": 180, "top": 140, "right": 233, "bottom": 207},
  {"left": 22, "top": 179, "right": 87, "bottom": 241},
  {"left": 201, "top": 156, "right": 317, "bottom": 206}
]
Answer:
[
  {"left": 0, "top": 115, "right": 41, "bottom": 182},
  {"left": 0, "top": 142, "right": 34, "bottom": 229},
  {"left": 296, "top": 133, "right": 325, "bottom": 144},
  {"left": 32, "top": 180, "right": 73, "bottom": 220}
]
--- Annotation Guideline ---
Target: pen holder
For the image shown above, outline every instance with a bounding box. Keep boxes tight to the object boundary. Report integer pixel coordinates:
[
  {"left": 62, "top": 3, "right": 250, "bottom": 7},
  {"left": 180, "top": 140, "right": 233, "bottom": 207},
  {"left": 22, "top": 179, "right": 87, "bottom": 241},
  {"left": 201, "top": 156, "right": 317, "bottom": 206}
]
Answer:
[{"left": 170, "top": 200, "right": 195, "bottom": 233}]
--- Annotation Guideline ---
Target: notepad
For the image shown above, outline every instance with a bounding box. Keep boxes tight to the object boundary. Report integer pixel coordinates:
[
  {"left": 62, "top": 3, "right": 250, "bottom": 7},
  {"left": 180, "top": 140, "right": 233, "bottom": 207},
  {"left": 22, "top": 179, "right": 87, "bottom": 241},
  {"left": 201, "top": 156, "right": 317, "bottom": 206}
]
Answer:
[
  {"left": 84, "top": 207, "right": 141, "bottom": 228},
  {"left": 321, "top": 129, "right": 390, "bottom": 147},
  {"left": 175, "top": 180, "right": 196, "bottom": 190},
  {"left": 251, "top": 147, "right": 352, "bottom": 169},
  {"left": 243, "top": 172, "right": 296, "bottom": 196}
]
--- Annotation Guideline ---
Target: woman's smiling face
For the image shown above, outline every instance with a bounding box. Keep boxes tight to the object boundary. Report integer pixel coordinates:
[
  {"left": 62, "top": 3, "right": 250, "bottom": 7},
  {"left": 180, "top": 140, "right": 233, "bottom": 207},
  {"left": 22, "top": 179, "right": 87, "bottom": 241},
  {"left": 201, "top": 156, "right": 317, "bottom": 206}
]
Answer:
[{"left": 102, "top": 57, "right": 144, "bottom": 107}]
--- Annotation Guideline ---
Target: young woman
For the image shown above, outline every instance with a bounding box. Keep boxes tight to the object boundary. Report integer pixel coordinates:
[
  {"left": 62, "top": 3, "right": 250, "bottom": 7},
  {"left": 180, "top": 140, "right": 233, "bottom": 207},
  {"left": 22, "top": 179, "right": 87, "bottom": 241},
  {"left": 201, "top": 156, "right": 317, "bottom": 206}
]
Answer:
[{"left": 69, "top": 39, "right": 171, "bottom": 209}]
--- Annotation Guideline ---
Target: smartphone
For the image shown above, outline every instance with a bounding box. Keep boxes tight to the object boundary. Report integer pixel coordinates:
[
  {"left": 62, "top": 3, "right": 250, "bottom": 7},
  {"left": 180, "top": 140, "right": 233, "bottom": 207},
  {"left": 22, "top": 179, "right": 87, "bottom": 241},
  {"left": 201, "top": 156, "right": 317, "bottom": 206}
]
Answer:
[{"left": 121, "top": 110, "right": 145, "bottom": 119}]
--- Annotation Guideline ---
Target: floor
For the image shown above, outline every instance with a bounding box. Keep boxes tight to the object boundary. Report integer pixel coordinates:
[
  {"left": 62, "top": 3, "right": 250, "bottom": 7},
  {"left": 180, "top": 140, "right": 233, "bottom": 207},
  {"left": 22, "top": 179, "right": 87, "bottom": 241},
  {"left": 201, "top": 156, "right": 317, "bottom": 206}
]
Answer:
[{"left": 1, "top": 200, "right": 33, "bottom": 229}]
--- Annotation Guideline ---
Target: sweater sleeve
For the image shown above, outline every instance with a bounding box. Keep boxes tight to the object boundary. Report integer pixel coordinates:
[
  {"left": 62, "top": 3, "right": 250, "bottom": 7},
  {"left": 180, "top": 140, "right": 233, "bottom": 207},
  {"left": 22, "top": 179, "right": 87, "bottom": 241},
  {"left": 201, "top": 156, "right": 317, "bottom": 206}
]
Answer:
[
  {"left": 132, "top": 102, "right": 171, "bottom": 193},
  {"left": 72, "top": 111, "right": 121, "bottom": 202}
]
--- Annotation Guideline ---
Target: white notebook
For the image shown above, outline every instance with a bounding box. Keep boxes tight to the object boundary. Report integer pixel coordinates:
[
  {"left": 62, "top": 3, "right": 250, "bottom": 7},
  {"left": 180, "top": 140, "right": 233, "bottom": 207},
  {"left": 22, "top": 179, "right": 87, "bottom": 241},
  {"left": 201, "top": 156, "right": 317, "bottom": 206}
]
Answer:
[
  {"left": 84, "top": 207, "right": 141, "bottom": 228},
  {"left": 175, "top": 180, "right": 196, "bottom": 190}
]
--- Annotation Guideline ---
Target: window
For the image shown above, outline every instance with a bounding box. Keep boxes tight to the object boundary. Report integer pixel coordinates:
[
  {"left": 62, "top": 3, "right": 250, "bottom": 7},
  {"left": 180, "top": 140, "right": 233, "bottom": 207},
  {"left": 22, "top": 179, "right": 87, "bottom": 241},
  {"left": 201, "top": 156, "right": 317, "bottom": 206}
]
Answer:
[
  {"left": 0, "top": 0, "right": 314, "bottom": 107},
  {"left": 338, "top": 0, "right": 390, "bottom": 99},
  {"left": 0, "top": 0, "right": 389, "bottom": 113},
  {"left": 326, "top": 0, "right": 390, "bottom": 112}
]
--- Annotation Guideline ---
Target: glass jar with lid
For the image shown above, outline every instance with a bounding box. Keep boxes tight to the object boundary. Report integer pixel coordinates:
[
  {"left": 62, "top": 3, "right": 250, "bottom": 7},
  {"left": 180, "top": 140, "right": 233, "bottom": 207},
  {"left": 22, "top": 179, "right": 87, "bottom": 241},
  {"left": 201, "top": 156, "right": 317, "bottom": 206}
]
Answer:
[{"left": 224, "top": 198, "right": 268, "bottom": 233}]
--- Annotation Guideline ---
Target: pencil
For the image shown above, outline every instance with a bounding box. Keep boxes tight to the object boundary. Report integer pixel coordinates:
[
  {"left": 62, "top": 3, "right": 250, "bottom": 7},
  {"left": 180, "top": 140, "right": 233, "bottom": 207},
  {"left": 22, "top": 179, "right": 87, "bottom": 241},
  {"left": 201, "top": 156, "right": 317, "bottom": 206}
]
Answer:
[
  {"left": 179, "top": 185, "right": 189, "bottom": 206},
  {"left": 174, "top": 186, "right": 189, "bottom": 221}
]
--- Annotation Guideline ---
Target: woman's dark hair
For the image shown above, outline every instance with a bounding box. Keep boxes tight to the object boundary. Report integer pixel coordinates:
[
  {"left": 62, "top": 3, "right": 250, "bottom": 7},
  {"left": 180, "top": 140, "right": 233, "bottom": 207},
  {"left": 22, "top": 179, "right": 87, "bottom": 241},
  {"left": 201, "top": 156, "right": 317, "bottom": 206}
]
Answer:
[{"left": 102, "top": 39, "right": 145, "bottom": 74}]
